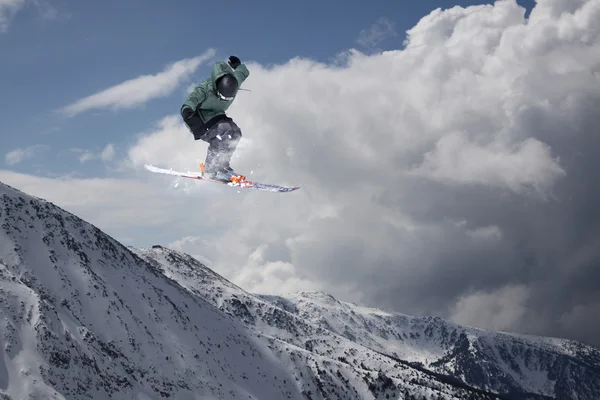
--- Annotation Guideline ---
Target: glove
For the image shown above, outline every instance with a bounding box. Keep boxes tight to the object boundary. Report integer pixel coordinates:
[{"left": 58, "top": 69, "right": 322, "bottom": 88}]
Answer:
[
  {"left": 181, "top": 107, "right": 195, "bottom": 120},
  {"left": 228, "top": 55, "right": 241, "bottom": 69}
]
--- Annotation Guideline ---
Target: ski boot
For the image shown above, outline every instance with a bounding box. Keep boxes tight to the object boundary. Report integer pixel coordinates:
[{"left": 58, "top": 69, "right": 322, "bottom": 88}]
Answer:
[
  {"left": 201, "top": 146, "right": 246, "bottom": 183},
  {"left": 200, "top": 163, "right": 246, "bottom": 183}
]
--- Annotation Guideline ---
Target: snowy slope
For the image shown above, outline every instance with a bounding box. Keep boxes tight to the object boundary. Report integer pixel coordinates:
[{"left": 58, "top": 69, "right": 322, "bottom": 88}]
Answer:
[
  {"left": 0, "top": 183, "right": 310, "bottom": 400},
  {"left": 266, "top": 291, "right": 600, "bottom": 400},
  {"left": 0, "top": 181, "right": 501, "bottom": 400},
  {"left": 133, "top": 246, "right": 501, "bottom": 400},
  {"left": 135, "top": 245, "right": 600, "bottom": 400}
]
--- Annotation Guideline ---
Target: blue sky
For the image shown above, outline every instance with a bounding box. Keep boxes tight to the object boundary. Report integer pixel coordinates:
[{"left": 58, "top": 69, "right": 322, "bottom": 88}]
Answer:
[{"left": 1, "top": 0, "right": 534, "bottom": 178}]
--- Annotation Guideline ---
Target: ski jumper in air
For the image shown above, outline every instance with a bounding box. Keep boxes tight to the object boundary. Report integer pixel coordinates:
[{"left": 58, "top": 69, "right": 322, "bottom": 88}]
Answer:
[{"left": 180, "top": 55, "right": 249, "bottom": 182}]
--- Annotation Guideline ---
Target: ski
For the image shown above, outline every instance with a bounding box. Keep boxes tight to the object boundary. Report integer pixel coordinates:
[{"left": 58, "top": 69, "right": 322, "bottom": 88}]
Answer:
[{"left": 144, "top": 164, "right": 300, "bottom": 193}]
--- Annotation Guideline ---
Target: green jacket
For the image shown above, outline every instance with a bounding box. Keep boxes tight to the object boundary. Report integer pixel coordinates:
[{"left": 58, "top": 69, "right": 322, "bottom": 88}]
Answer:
[{"left": 181, "top": 61, "right": 249, "bottom": 123}]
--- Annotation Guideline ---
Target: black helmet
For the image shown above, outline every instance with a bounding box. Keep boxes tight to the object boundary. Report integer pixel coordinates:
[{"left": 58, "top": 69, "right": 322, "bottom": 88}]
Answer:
[{"left": 216, "top": 74, "right": 238, "bottom": 100}]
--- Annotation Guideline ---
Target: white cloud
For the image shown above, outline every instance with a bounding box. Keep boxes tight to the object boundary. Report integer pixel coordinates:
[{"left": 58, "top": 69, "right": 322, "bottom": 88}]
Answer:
[
  {"left": 407, "top": 134, "right": 566, "bottom": 196},
  {"left": 60, "top": 50, "right": 216, "bottom": 117},
  {"left": 79, "top": 152, "right": 94, "bottom": 163},
  {"left": 450, "top": 285, "right": 530, "bottom": 331},
  {"left": 0, "top": 170, "right": 193, "bottom": 243},
  {"left": 32, "top": 0, "right": 67, "bottom": 22},
  {"left": 357, "top": 17, "right": 397, "bottom": 48},
  {"left": 70, "top": 144, "right": 116, "bottom": 164},
  {"left": 68, "top": 148, "right": 94, "bottom": 163},
  {"left": 0, "top": 0, "right": 25, "bottom": 32},
  {"left": 0, "top": 0, "right": 68, "bottom": 32},
  {"left": 101, "top": 144, "right": 116, "bottom": 162},
  {"left": 125, "top": 115, "right": 197, "bottom": 169},
  {"left": 167, "top": 236, "right": 217, "bottom": 268},
  {"left": 0, "top": 0, "right": 24, "bottom": 28},
  {"left": 230, "top": 244, "right": 322, "bottom": 296},
  {"left": 5, "top": 144, "right": 48, "bottom": 165}
]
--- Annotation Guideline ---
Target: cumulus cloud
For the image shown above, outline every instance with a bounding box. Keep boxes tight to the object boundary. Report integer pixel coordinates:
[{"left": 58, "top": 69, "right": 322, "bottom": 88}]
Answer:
[
  {"left": 138, "top": 0, "right": 595, "bottom": 346},
  {"left": 4, "top": 0, "right": 600, "bottom": 347},
  {"left": 126, "top": 115, "right": 200, "bottom": 170},
  {"left": 232, "top": 244, "right": 323, "bottom": 295},
  {"left": 59, "top": 50, "right": 215, "bottom": 117},
  {"left": 407, "top": 134, "right": 566, "bottom": 196}
]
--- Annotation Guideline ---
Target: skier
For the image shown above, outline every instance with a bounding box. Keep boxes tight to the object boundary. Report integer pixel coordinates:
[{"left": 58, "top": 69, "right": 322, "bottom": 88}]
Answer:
[{"left": 180, "top": 55, "right": 249, "bottom": 181}]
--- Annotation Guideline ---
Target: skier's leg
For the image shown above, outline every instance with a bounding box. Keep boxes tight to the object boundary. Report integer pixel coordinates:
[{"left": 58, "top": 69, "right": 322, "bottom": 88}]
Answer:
[
  {"left": 216, "top": 119, "right": 242, "bottom": 170},
  {"left": 203, "top": 119, "right": 243, "bottom": 179}
]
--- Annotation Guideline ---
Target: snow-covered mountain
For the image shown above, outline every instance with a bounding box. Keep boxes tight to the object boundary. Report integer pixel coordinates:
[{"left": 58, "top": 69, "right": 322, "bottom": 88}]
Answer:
[
  {"left": 133, "top": 246, "right": 600, "bottom": 400},
  {"left": 0, "top": 180, "right": 598, "bottom": 400},
  {"left": 260, "top": 292, "right": 600, "bottom": 399}
]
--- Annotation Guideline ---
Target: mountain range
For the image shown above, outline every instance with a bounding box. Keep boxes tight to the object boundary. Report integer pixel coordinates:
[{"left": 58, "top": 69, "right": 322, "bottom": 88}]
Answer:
[{"left": 0, "top": 180, "right": 598, "bottom": 400}]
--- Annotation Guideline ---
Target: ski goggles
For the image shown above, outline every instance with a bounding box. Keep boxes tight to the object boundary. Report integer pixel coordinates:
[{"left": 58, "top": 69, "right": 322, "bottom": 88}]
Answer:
[{"left": 217, "top": 91, "right": 235, "bottom": 101}]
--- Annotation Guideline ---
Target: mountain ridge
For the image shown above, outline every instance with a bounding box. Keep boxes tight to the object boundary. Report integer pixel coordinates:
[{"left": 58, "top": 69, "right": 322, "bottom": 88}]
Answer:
[
  {"left": 133, "top": 244, "right": 600, "bottom": 399},
  {"left": 0, "top": 180, "right": 599, "bottom": 399}
]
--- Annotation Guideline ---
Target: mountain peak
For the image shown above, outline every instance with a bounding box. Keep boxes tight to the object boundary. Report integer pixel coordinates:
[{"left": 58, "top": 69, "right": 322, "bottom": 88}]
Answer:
[{"left": 294, "top": 290, "right": 339, "bottom": 303}]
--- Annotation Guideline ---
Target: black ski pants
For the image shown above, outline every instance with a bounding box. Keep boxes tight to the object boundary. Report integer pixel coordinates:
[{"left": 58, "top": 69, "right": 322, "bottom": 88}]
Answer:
[{"left": 181, "top": 107, "right": 242, "bottom": 166}]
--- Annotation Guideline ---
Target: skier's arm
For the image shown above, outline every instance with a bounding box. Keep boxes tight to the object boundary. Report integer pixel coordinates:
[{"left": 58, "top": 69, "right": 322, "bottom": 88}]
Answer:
[
  {"left": 232, "top": 63, "right": 249, "bottom": 85},
  {"left": 181, "top": 86, "right": 207, "bottom": 114},
  {"left": 216, "top": 57, "right": 250, "bottom": 86}
]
